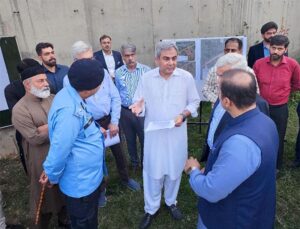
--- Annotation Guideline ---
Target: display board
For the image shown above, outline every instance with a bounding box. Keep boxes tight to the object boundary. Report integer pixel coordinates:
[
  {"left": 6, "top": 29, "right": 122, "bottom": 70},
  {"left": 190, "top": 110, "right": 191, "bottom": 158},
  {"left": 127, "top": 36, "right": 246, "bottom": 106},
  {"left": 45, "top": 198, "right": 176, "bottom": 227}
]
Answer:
[
  {"left": 165, "top": 36, "right": 247, "bottom": 100},
  {"left": 0, "top": 49, "right": 10, "bottom": 111},
  {"left": 0, "top": 37, "right": 21, "bottom": 127}
]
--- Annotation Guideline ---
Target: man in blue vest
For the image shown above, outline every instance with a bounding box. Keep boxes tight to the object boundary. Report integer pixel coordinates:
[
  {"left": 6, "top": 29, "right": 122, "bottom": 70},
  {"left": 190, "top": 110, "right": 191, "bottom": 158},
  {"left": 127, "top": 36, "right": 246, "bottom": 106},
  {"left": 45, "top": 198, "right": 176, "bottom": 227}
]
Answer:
[{"left": 185, "top": 69, "right": 278, "bottom": 229}]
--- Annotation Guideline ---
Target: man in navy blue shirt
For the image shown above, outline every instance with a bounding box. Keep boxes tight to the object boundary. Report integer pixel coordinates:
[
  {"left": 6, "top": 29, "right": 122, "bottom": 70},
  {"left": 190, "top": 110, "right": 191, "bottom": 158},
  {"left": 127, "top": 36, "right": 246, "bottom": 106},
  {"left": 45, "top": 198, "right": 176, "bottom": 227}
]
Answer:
[{"left": 36, "top": 42, "right": 69, "bottom": 93}]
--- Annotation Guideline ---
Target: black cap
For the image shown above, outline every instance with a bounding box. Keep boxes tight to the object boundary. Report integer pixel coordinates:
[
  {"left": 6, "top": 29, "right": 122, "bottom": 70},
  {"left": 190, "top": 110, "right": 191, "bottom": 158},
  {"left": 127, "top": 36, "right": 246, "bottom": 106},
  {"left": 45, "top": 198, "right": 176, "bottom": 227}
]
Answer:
[
  {"left": 68, "top": 59, "right": 104, "bottom": 91},
  {"left": 21, "top": 65, "right": 45, "bottom": 81},
  {"left": 16, "top": 58, "right": 40, "bottom": 74}
]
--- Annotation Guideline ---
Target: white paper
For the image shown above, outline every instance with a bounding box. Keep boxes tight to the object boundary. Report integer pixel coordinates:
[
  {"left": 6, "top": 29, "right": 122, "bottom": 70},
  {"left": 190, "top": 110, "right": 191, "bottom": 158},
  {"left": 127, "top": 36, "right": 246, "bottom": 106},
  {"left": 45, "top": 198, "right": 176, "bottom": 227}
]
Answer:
[
  {"left": 145, "top": 120, "right": 176, "bottom": 132},
  {"left": 104, "top": 130, "right": 120, "bottom": 147}
]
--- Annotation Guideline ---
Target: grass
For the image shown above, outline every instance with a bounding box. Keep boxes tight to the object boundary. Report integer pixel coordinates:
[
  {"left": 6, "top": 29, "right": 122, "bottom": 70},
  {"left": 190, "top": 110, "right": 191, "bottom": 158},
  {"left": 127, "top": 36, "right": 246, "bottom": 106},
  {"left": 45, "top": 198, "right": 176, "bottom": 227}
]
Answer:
[{"left": 1, "top": 97, "right": 300, "bottom": 228}]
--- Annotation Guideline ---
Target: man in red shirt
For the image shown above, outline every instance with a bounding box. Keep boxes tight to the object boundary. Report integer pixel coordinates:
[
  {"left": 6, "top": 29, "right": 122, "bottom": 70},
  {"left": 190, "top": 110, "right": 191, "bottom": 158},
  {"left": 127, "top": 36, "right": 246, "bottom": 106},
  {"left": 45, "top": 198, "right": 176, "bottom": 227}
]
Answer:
[{"left": 253, "top": 35, "right": 300, "bottom": 169}]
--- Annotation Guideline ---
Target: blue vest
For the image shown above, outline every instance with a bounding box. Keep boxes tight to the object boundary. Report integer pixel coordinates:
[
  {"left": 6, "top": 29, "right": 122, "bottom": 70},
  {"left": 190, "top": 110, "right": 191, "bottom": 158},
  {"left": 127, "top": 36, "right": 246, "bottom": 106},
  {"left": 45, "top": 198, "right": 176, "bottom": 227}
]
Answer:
[{"left": 198, "top": 108, "right": 278, "bottom": 229}]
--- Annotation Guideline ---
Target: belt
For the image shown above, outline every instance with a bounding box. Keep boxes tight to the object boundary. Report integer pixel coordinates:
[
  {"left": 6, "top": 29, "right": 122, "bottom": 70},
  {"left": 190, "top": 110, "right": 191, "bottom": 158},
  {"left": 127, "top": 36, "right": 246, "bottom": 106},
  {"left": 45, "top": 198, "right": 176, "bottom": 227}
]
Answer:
[
  {"left": 121, "top": 105, "right": 130, "bottom": 110},
  {"left": 95, "top": 114, "right": 111, "bottom": 124},
  {"left": 269, "top": 103, "right": 287, "bottom": 108}
]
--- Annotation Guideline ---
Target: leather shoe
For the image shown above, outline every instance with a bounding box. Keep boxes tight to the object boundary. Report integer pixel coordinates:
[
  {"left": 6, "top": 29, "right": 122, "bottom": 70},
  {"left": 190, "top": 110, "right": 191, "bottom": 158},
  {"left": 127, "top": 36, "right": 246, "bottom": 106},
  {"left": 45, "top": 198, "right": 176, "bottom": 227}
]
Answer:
[
  {"left": 139, "top": 212, "right": 157, "bottom": 229},
  {"left": 166, "top": 204, "right": 183, "bottom": 220}
]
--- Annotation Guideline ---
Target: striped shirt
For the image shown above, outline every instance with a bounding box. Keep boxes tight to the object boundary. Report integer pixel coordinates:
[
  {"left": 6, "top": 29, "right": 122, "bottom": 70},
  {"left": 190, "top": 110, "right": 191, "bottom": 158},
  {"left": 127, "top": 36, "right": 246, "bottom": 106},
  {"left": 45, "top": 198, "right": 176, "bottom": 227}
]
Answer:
[{"left": 115, "top": 62, "right": 151, "bottom": 107}]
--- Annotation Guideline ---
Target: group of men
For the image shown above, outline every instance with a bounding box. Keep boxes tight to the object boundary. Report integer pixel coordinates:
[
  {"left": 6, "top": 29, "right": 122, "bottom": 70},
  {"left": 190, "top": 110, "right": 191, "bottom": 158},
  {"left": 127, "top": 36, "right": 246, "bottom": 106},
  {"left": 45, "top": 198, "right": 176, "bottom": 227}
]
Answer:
[
  {"left": 202, "top": 21, "right": 300, "bottom": 170},
  {"left": 1, "top": 20, "right": 300, "bottom": 228},
  {"left": 195, "top": 21, "right": 300, "bottom": 228},
  {"left": 3, "top": 36, "right": 149, "bottom": 227},
  {"left": 3, "top": 35, "right": 200, "bottom": 228}
]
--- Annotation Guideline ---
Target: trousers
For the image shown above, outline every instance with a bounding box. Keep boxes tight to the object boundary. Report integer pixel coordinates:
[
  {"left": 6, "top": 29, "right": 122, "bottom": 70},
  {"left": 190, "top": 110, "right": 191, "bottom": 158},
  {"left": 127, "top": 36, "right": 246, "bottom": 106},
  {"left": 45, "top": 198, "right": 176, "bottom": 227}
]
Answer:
[
  {"left": 65, "top": 185, "right": 101, "bottom": 229},
  {"left": 96, "top": 115, "right": 129, "bottom": 191},
  {"left": 120, "top": 106, "right": 144, "bottom": 166},
  {"left": 269, "top": 104, "right": 288, "bottom": 169},
  {"left": 143, "top": 171, "right": 182, "bottom": 214}
]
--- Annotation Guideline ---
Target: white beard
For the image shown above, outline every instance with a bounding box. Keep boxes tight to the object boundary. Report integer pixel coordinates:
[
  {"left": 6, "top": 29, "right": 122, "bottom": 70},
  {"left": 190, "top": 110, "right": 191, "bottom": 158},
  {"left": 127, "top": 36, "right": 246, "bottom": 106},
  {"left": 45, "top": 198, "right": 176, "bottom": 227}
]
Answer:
[{"left": 30, "top": 85, "right": 50, "bottom": 98}]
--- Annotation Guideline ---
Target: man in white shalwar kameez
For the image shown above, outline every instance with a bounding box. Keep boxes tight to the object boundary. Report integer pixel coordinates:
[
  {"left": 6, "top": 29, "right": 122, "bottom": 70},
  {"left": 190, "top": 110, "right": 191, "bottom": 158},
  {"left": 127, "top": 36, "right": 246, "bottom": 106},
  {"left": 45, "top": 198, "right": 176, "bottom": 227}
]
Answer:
[{"left": 130, "top": 41, "right": 200, "bottom": 229}]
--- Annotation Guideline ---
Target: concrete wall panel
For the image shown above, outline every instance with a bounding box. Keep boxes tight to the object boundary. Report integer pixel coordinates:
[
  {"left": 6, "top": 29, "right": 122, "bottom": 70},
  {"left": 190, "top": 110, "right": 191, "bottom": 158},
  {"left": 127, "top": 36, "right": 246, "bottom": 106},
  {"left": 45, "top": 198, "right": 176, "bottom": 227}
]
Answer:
[
  {"left": 87, "top": 0, "right": 154, "bottom": 66},
  {"left": 1, "top": 0, "right": 300, "bottom": 155},
  {"left": 0, "top": 0, "right": 299, "bottom": 67}
]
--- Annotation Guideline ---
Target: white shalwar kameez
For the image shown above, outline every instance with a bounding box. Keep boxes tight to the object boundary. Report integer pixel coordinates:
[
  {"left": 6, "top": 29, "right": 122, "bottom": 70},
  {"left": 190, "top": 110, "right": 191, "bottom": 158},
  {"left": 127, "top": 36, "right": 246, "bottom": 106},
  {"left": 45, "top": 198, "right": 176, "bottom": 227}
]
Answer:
[{"left": 133, "top": 67, "right": 200, "bottom": 214}]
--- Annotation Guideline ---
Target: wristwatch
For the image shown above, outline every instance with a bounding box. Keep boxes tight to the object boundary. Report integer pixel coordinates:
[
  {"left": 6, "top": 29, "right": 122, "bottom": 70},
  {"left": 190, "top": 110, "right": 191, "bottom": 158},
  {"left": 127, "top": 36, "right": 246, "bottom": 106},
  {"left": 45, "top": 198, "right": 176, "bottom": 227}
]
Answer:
[
  {"left": 189, "top": 166, "right": 198, "bottom": 175},
  {"left": 180, "top": 113, "right": 187, "bottom": 122}
]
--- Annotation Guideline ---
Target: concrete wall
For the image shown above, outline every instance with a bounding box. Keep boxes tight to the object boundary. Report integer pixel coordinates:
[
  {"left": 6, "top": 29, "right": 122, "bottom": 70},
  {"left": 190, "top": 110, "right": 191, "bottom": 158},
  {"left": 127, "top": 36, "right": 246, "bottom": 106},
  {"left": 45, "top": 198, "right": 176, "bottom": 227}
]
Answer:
[
  {"left": 0, "top": 0, "right": 299, "bottom": 67},
  {"left": 0, "top": 0, "right": 300, "bottom": 156}
]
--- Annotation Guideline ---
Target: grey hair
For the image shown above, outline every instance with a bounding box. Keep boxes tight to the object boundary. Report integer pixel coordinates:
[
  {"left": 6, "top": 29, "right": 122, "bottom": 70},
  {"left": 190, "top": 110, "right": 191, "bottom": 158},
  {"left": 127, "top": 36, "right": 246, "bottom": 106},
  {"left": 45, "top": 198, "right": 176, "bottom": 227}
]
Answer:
[
  {"left": 155, "top": 40, "right": 178, "bottom": 58},
  {"left": 71, "top": 41, "right": 92, "bottom": 60},
  {"left": 120, "top": 44, "right": 136, "bottom": 54},
  {"left": 215, "top": 53, "right": 248, "bottom": 70}
]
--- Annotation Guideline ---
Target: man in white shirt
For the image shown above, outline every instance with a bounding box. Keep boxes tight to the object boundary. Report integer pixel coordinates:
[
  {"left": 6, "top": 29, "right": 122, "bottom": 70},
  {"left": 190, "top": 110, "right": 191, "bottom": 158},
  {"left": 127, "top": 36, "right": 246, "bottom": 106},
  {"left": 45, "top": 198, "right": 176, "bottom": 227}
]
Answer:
[
  {"left": 130, "top": 40, "right": 200, "bottom": 229},
  {"left": 94, "top": 34, "right": 123, "bottom": 79}
]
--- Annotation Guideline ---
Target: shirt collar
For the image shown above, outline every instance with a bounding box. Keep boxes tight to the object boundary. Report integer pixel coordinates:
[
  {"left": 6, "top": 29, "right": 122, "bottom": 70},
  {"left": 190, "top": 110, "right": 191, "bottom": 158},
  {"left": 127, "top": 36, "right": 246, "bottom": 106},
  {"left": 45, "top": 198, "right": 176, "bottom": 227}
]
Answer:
[
  {"left": 66, "top": 85, "right": 87, "bottom": 116},
  {"left": 124, "top": 62, "right": 142, "bottom": 71},
  {"left": 154, "top": 67, "right": 180, "bottom": 78},
  {"left": 103, "top": 51, "right": 113, "bottom": 57},
  {"left": 43, "top": 64, "right": 59, "bottom": 73},
  {"left": 262, "top": 42, "right": 269, "bottom": 49}
]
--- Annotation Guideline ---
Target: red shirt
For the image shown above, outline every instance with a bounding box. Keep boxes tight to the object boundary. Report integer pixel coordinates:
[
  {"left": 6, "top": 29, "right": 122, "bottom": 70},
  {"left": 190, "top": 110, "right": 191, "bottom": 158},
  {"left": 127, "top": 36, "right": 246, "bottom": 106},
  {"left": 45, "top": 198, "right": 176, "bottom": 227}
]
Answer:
[{"left": 253, "top": 56, "right": 300, "bottom": 105}]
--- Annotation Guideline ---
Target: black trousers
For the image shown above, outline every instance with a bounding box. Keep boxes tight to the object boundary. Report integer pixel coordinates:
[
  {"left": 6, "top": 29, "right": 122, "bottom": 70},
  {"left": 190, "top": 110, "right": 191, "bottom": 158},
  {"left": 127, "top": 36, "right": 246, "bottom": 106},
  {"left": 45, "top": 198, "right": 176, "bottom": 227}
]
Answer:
[
  {"left": 120, "top": 106, "right": 144, "bottom": 167},
  {"left": 65, "top": 185, "right": 101, "bottom": 229},
  {"left": 295, "top": 103, "right": 300, "bottom": 162},
  {"left": 16, "top": 130, "right": 27, "bottom": 174},
  {"left": 269, "top": 104, "right": 288, "bottom": 169},
  {"left": 96, "top": 115, "right": 129, "bottom": 186}
]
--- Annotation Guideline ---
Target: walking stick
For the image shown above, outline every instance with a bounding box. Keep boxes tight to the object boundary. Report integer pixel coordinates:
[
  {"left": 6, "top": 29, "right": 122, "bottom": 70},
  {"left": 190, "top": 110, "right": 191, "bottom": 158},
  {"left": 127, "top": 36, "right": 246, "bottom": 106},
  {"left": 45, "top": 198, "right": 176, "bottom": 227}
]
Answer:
[{"left": 35, "top": 183, "right": 46, "bottom": 225}]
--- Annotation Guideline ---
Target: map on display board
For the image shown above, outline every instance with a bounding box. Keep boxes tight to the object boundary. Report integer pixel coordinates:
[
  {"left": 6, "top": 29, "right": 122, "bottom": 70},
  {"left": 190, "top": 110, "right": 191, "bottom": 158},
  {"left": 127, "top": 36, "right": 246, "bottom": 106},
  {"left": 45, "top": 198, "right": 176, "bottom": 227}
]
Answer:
[{"left": 164, "top": 36, "right": 247, "bottom": 100}]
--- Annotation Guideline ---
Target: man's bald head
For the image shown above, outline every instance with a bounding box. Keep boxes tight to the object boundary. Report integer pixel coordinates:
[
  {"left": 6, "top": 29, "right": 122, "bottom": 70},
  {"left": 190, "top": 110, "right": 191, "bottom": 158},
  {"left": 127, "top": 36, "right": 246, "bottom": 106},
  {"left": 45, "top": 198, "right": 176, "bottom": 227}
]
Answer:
[{"left": 219, "top": 69, "right": 257, "bottom": 109}]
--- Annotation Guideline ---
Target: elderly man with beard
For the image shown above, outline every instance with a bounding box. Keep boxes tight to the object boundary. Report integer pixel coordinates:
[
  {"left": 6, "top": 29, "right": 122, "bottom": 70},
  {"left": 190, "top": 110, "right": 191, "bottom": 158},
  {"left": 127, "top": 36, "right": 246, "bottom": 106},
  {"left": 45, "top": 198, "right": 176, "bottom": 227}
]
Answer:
[
  {"left": 254, "top": 35, "right": 300, "bottom": 169},
  {"left": 12, "top": 64, "right": 67, "bottom": 228},
  {"left": 36, "top": 42, "right": 69, "bottom": 94}
]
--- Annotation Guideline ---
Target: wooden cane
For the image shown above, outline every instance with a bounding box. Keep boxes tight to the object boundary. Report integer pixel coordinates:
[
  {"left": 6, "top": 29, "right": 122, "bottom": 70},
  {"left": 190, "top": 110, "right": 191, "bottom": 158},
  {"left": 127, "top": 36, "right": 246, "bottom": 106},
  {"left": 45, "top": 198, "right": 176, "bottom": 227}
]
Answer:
[{"left": 35, "top": 183, "right": 46, "bottom": 225}]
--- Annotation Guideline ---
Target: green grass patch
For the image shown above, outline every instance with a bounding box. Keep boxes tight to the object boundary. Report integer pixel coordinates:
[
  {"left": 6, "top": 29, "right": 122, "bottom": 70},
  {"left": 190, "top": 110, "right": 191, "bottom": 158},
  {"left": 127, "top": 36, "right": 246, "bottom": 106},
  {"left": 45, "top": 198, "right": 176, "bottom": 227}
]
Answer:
[{"left": 1, "top": 100, "right": 300, "bottom": 228}]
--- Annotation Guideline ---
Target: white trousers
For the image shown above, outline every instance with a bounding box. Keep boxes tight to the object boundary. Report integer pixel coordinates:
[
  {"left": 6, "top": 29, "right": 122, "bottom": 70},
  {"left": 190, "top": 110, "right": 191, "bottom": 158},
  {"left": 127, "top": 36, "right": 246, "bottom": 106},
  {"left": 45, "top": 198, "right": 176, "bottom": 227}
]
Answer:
[
  {"left": 143, "top": 171, "right": 182, "bottom": 215},
  {"left": 0, "top": 191, "right": 6, "bottom": 229}
]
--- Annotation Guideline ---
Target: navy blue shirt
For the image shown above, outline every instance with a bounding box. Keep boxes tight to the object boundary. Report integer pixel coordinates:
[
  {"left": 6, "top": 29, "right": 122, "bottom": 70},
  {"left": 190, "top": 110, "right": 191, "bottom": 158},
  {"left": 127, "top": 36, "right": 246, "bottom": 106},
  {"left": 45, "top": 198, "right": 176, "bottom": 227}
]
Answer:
[{"left": 44, "top": 64, "right": 69, "bottom": 94}]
